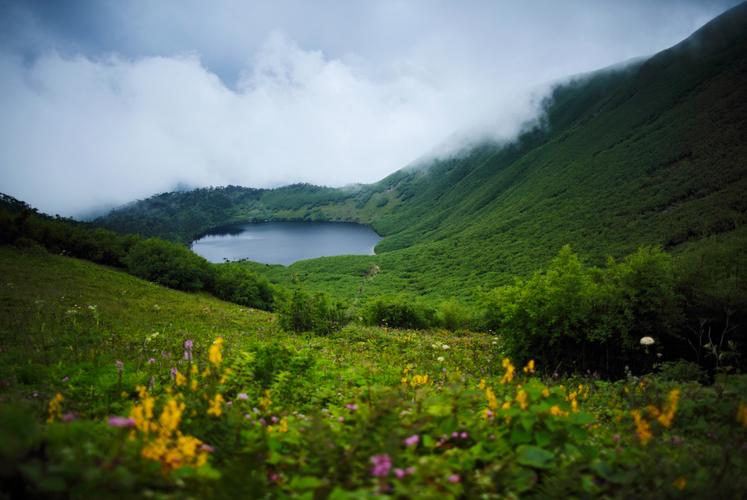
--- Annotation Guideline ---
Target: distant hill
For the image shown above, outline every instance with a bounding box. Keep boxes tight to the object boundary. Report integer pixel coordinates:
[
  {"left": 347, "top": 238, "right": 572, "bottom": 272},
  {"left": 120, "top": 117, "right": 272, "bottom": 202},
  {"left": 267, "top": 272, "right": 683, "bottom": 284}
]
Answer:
[{"left": 95, "top": 2, "right": 747, "bottom": 301}]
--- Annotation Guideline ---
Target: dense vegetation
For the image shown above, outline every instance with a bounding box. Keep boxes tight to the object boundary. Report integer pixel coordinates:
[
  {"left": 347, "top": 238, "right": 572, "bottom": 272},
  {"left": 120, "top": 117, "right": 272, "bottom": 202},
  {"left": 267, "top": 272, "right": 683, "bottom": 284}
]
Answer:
[
  {"left": 1, "top": 3, "right": 747, "bottom": 498},
  {"left": 0, "top": 194, "right": 276, "bottom": 311},
  {"left": 1, "top": 246, "right": 746, "bottom": 498}
]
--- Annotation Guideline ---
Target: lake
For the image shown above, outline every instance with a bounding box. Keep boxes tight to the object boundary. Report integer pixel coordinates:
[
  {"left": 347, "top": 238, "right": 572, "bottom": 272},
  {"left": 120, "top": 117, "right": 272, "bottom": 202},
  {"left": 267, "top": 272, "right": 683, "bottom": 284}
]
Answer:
[{"left": 191, "top": 221, "right": 381, "bottom": 265}]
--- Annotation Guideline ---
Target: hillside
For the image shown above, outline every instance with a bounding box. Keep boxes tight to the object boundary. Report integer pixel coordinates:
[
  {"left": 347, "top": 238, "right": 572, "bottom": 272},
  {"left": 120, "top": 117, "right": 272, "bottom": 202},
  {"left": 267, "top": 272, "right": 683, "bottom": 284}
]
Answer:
[{"left": 94, "top": 3, "right": 747, "bottom": 304}]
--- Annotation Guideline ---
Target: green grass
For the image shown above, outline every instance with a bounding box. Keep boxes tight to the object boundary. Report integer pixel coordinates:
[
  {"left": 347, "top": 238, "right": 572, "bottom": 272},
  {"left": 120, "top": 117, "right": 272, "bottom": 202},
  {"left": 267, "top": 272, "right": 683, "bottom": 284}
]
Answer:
[{"left": 1, "top": 245, "right": 746, "bottom": 498}]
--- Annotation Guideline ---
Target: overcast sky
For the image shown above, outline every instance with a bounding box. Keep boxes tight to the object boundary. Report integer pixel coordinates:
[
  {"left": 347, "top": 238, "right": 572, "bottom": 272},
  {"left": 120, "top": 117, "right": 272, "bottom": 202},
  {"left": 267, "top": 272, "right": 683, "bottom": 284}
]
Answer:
[{"left": 0, "top": 0, "right": 741, "bottom": 216}]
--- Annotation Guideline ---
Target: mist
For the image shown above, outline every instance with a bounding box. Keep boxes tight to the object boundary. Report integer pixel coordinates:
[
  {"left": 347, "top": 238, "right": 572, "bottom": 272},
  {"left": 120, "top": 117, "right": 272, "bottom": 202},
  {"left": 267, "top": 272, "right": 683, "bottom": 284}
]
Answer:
[{"left": 0, "top": 0, "right": 740, "bottom": 217}]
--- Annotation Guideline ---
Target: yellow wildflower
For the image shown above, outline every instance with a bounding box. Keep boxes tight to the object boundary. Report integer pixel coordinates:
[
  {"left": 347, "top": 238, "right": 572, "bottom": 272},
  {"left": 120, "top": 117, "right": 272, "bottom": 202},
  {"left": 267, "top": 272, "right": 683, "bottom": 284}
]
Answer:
[
  {"left": 516, "top": 389, "right": 528, "bottom": 410},
  {"left": 523, "top": 359, "right": 535, "bottom": 374},
  {"left": 207, "top": 394, "right": 224, "bottom": 417},
  {"left": 259, "top": 389, "right": 272, "bottom": 411},
  {"left": 47, "top": 393, "right": 64, "bottom": 423},
  {"left": 631, "top": 409, "right": 652, "bottom": 446},
  {"left": 208, "top": 337, "right": 224, "bottom": 366},
  {"left": 131, "top": 386, "right": 156, "bottom": 434},
  {"left": 478, "top": 378, "right": 486, "bottom": 390},
  {"left": 219, "top": 368, "right": 233, "bottom": 385},
  {"left": 549, "top": 405, "right": 567, "bottom": 417},
  {"left": 501, "top": 401, "right": 512, "bottom": 410},
  {"left": 737, "top": 403, "right": 747, "bottom": 428},
  {"left": 190, "top": 378, "right": 198, "bottom": 391},
  {"left": 657, "top": 389, "right": 680, "bottom": 428},
  {"left": 542, "top": 388, "right": 550, "bottom": 398},
  {"left": 410, "top": 374, "right": 429, "bottom": 388},
  {"left": 174, "top": 370, "right": 186, "bottom": 387},
  {"left": 269, "top": 417, "right": 289, "bottom": 433},
  {"left": 500, "top": 358, "right": 515, "bottom": 384},
  {"left": 485, "top": 387, "right": 498, "bottom": 411}
]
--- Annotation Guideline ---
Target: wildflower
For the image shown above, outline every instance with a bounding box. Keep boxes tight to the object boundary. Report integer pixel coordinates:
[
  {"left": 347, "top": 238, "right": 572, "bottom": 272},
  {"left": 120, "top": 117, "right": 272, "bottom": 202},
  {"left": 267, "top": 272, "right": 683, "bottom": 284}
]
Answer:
[
  {"left": 631, "top": 409, "right": 652, "bottom": 446},
  {"left": 441, "top": 344, "right": 450, "bottom": 350},
  {"left": 542, "top": 388, "right": 550, "bottom": 398},
  {"left": 460, "top": 431, "right": 468, "bottom": 440},
  {"left": 737, "top": 403, "right": 747, "bottom": 428},
  {"left": 500, "top": 358, "right": 515, "bottom": 384},
  {"left": 208, "top": 337, "right": 224, "bottom": 366},
  {"left": 259, "top": 390, "right": 272, "bottom": 411},
  {"left": 549, "top": 405, "right": 567, "bottom": 417},
  {"left": 404, "top": 434, "right": 420, "bottom": 447},
  {"left": 200, "top": 443, "right": 215, "bottom": 453},
  {"left": 183, "top": 339, "right": 193, "bottom": 361},
  {"left": 448, "top": 474, "right": 461, "bottom": 483},
  {"left": 115, "top": 360, "right": 124, "bottom": 374},
  {"left": 237, "top": 393, "right": 249, "bottom": 401},
  {"left": 410, "top": 374, "right": 429, "bottom": 388},
  {"left": 169, "top": 366, "right": 177, "bottom": 380},
  {"left": 147, "top": 358, "right": 156, "bottom": 365},
  {"left": 345, "top": 403, "right": 358, "bottom": 411},
  {"left": 640, "top": 336, "right": 655, "bottom": 346},
  {"left": 174, "top": 370, "right": 186, "bottom": 387},
  {"left": 673, "top": 477, "right": 687, "bottom": 491},
  {"left": 47, "top": 393, "right": 64, "bottom": 423},
  {"left": 516, "top": 389, "right": 529, "bottom": 410},
  {"left": 62, "top": 376, "right": 70, "bottom": 383},
  {"left": 268, "top": 417, "right": 289, "bottom": 433},
  {"left": 523, "top": 359, "right": 535, "bottom": 374},
  {"left": 485, "top": 387, "right": 498, "bottom": 411},
  {"left": 656, "top": 389, "right": 680, "bottom": 428},
  {"left": 395, "top": 467, "right": 415, "bottom": 478},
  {"left": 370, "top": 454, "right": 392, "bottom": 477},
  {"left": 108, "top": 416, "right": 136, "bottom": 428},
  {"left": 437, "top": 356, "right": 445, "bottom": 362},
  {"left": 478, "top": 379, "right": 486, "bottom": 390},
  {"left": 208, "top": 394, "right": 224, "bottom": 417}
]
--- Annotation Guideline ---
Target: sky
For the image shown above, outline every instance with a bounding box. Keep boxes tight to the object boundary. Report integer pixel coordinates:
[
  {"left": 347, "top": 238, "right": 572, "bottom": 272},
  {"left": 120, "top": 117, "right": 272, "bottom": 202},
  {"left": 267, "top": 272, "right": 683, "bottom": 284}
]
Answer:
[{"left": 0, "top": 0, "right": 741, "bottom": 217}]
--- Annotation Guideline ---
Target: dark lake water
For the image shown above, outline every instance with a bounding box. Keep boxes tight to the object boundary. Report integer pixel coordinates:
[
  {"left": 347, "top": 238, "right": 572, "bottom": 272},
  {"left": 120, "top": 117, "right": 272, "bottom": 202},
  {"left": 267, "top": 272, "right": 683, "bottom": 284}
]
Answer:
[{"left": 191, "top": 221, "right": 381, "bottom": 265}]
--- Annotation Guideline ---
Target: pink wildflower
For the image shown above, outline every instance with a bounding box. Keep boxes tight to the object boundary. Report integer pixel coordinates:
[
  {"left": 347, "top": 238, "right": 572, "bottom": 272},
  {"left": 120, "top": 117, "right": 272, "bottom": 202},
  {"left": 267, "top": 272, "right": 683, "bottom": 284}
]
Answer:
[
  {"left": 108, "top": 416, "right": 135, "bottom": 428},
  {"left": 448, "top": 474, "right": 461, "bottom": 483},
  {"left": 370, "top": 454, "right": 392, "bottom": 477},
  {"left": 404, "top": 434, "right": 420, "bottom": 447},
  {"left": 237, "top": 392, "right": 249, "bottom": 401}
]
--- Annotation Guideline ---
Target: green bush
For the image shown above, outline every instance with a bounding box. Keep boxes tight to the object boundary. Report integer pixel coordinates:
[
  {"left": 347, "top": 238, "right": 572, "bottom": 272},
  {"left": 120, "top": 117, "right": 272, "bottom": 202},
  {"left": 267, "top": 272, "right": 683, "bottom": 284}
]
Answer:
[
  {"left": 364, "top": 295, "right": 435, "bottom": 329},
  {"left": 482, "top": 245, "right": 683, "bottom": 376},
  {"left": 210, "top": 264, "right": 275, "bottom": 311},
  {"left": 279, "top": 288, "right": 348, "bottom": 335},
  {"left": 123, "top": 238, "right": 214, "bottom": 291}
]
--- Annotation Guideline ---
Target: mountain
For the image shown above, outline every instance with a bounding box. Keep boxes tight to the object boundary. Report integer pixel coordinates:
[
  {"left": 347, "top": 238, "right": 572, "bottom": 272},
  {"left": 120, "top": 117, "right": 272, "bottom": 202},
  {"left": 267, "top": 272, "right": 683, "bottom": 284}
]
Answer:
[{"left": 95, "top": 2, "right": 747, "bottom": 301}]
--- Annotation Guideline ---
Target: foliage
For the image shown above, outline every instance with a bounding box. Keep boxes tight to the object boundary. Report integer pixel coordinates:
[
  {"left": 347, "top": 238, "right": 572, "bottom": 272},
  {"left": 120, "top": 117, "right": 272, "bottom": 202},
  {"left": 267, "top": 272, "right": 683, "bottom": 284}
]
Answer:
[
  {"left": 363, "top": 295, "right": 436, "bottom": 330},
  {"left": 482, "top": 246, "right": 687, "bottom": 376},
  {"left": 279, "top": 288, "right": 348, "bottom": 335},
  {"left": 211, "top": 263, "right": 275, "bottom": 310},
  {"left": 123, "top": 238, "right": 214, "bottom": 291}
]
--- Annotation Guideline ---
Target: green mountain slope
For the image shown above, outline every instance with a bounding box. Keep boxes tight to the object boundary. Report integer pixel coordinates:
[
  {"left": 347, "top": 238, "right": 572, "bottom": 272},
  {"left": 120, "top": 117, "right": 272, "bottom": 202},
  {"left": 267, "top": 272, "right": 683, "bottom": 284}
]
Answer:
[{"left": 95, "top": 3, "right": 747, "bottom": 301}]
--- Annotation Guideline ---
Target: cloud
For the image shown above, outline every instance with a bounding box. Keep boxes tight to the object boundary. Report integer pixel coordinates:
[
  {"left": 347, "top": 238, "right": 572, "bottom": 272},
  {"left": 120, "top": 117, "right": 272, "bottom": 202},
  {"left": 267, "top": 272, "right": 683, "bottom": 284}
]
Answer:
[
  {"left": 0, "top": 34, "right": 548, "bottom": 216},
  {"left": 0, "top": 0, "right": 740, "bottom": 216}
]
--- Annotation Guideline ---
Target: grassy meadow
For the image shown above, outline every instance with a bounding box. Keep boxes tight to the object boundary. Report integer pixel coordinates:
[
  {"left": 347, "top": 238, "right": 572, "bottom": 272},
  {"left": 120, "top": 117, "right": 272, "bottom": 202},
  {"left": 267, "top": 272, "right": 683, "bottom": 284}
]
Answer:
[{"left": 1, "top": 245, "right": 746, "bottom": 498}]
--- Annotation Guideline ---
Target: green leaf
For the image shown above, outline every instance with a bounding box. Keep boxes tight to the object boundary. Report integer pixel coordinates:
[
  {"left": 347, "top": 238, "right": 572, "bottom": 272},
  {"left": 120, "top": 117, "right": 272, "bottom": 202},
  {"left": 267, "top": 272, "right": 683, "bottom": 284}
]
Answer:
[
  {"left": 289, "top": 476, "right": 325, "bottom": 490},
  {"left": 516, "top": 445, "right": 555, "bottom": 469}
]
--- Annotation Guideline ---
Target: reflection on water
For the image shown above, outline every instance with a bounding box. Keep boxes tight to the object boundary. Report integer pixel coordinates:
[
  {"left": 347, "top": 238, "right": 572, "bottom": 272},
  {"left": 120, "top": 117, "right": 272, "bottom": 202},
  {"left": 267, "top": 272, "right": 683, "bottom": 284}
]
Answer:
[{"left": 191, "top": 221, "right": 381, "bottom": 265}]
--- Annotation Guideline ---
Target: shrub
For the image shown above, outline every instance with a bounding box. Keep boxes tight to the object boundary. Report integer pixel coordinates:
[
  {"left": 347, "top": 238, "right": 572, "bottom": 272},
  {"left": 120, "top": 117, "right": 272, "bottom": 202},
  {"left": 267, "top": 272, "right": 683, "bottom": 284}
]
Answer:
[
  {"left": 279, "top": 288, "right": 348, "bottom": 335},
  {"left": 210, "top": 264, "right": 275, "bottom": 311},
  {"left": 364, "top": 295, "right": 435, "bottom": 330},
  {"left": 482, "top": 245, "right": 683, "bottom": 376},
  {"left": 123, "top": 238, "right": 214, "bottom": 291}
]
